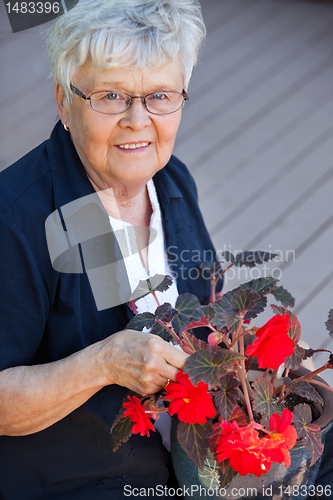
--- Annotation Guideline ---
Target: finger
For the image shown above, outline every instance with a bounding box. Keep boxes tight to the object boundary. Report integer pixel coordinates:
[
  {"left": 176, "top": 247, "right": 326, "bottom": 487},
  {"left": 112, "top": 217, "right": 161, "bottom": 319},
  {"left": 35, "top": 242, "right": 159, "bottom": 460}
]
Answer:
[{"left": 163, "top": 342, "right": 189, "bottom": 370}]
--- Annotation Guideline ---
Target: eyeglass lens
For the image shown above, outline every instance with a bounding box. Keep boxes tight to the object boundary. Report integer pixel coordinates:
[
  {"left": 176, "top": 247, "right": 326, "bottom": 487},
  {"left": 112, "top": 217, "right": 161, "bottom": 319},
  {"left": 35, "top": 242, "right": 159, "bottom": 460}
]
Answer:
[{"left": 90, "top": 91, "right": 185, "bottom": 115}]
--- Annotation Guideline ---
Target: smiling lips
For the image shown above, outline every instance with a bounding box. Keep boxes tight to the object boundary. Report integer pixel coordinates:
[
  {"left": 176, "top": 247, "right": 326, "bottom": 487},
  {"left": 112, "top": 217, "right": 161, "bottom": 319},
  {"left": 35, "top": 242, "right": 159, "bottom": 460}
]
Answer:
[{"left": 117, "top": 142, "right": 149, "bottom": 150}]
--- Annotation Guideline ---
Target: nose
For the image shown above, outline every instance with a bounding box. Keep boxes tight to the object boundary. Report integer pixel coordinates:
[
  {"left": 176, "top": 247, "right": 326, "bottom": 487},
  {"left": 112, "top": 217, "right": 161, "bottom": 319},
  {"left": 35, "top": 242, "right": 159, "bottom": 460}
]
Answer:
[{"left": 118, "top": 97, "right": 151, "bottom": 131}]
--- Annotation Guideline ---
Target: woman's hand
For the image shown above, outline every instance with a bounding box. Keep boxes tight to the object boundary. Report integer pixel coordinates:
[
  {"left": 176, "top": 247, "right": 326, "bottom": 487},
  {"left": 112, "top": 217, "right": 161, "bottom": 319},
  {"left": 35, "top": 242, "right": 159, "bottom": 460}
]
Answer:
[
  {"left": 0, "top": 329, "right": 187, "bottom": 436},
  {"left": 97, "top": 329, "right": 188, "bottom": 396}
]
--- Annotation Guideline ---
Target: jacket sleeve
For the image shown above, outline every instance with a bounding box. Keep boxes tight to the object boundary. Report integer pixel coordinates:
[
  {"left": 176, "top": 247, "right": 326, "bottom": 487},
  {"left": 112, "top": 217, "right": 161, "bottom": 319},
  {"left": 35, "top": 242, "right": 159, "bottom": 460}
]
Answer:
[{"left": 0, "top": 212, "right": 49, "bottom": 369}]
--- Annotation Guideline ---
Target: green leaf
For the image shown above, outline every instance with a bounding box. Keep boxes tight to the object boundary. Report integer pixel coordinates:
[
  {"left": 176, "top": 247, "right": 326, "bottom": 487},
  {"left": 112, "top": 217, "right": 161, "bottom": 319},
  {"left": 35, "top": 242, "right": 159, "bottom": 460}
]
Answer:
[
  {"left": 222, "top": 308, "right": 240, "bottom": 329},
  {"left": 230, "top": 289, "right": 262, "bottom": 313},
  {"left": 172, "top": 293, "right": 201, "bottom": 334},
  {"left": 130, "top": 274, "right": 173, "bottom": 301},
  {"left": 211, "top": 291, "right": 233, "bottom": 330},
  {"left": 125, "top": 312, "right": 155, "bottom": 331},
  {"left": 150, "top": 321, "right": 172, "bottom": 341},
  {"left": 184, "top": 351, "right": 226, "bottom": 386},
  {"left": 183, "top": 315, "right": 211, "bottom": 331},
  {"left": 252, "top": 377, "right": 275, "bottom": 417},
  {"left": 154, "top": 303, "right": 179, "bottom": 323},
  {"left": 272, "top": 286, "right": 295, "bottom": 308},
  {"left": 210, "top": 420, "right": 223, "bottom": 453},
  {"left": 110, "top": 414, "right": 134, "bottom": 452},
  {"left": 218, "top": 462, "right": 238, "bottom": 489},
  {"left": 184, "top": 350, "right": 245, "bottom": 386},
  {"left": 130, "top": 278, "right": 152, "bottom": 301},
  {"left": 241, "top": 277, "right": 279, "bottom": 296},
  {"left": 229, "top": 405, "right": 248, "bottom": 427},
  {"left": 189, "top": 304, "right": 216, "bottom": 324},
  {"left": 293, "top": 404, "right": 324, "bottom": 466},
  {"left": 215, "top": 375, "right": 240, "bottom": 421},
  {"left": 285, "top": 344, "right": 305, "bottom": 371},
  {"left": 244, "top": 296, "right": 267, "bottom": 321},
  {"left": 183, "top": 304, "right": 215, "bottom": 331},
  {"left": 325, "top": 309, "right": 333, "bottom": 338},
  {"left": 197, "top": 450, "right": 222, "bottom": 490},
  {"left": 222, "top": 251, "right": 234, "bottom": 263},
  {"left": 177, "top": 421, "right": 213, "bottom": 471},
  {"left": 180, "top": 331, "right": 220, "bottom": 355},
  {"left": 232, "top": 251, "right": 278, "bottom": 268},
  {"left": 283, "top": 379, "right": 324, "bottom": 406},
  {"left": 213, "top": 280, "right": 275, "bottom": 330},
  {"left": 199, "top": 261, "right": 217, "bottom": 272},
  {"left": 152, "top": 274, "right": 174, "bottom": 293}
]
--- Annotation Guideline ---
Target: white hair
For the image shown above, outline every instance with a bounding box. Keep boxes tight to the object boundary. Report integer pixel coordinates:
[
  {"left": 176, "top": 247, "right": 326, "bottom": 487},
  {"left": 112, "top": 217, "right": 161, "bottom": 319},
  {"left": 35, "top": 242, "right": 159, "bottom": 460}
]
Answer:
[{"left": 45, "top": 0, "right": 206, "bottom": 98}]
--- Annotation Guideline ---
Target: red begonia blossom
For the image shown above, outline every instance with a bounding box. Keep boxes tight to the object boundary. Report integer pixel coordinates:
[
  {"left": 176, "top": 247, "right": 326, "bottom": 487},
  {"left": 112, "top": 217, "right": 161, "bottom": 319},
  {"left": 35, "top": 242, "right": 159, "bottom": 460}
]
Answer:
[
  {"left": 216, "top": 422, "right": 271, "bottom": 477},
  {"left": 245, "top": 314, "right": 295, "bottom": 369},
  {"left": 123, "top": 396, "right": 156, "bottom": 437},
  {"left": 165, "top": 370, "right": 216, "bottom": 424},
  {"left": 216, "top": 420, "right": 293, "bottom": 477},
  {"left": 263, "top": 408, "right": 297, "bottom": 467}
]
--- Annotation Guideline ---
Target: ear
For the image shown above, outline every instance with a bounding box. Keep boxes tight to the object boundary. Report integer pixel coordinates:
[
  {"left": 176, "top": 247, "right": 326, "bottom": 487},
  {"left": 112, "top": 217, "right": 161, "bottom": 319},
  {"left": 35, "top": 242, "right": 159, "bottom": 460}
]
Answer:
[{"left": 55, "top": 83, "right": 70, "bottom": 125}]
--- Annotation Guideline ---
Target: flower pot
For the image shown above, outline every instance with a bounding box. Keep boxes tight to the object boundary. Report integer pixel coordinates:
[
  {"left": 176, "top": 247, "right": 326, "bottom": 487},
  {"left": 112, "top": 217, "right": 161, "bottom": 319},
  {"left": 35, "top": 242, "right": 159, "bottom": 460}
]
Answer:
[{"left": 170, "top": 368, "right": 333, "bottom": 499}]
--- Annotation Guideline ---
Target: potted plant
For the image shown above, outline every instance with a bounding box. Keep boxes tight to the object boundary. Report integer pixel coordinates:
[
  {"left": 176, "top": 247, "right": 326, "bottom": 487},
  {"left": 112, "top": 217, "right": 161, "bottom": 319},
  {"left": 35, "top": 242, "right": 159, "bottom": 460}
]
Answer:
[{"left": 111, "top": 251, "right": 333, "bottom": 498}]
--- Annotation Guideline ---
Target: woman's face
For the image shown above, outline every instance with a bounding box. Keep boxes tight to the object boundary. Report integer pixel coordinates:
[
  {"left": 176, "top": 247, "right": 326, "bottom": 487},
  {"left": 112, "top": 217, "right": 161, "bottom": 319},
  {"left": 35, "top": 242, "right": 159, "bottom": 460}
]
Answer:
[{"left": 56, "top": 59, "right": 184, "bottom": 190}]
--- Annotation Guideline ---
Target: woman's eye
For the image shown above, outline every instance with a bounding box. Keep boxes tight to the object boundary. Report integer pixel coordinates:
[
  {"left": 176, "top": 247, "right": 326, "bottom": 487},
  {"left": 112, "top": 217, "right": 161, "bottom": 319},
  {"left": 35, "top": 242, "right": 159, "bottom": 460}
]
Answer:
[
  {"left": 152, "top": 92, "right": 167, "bottom": 100},
  {"left": 105, "top": 92, "right": 120, "bottom": 100}
]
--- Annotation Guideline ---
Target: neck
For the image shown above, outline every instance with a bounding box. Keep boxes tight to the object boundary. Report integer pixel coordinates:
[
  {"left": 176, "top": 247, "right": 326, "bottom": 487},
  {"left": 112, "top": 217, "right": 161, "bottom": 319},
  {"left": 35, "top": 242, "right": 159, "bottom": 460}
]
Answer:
[{"left": 86, "top": 172, "right": 152, "bottom": 227}]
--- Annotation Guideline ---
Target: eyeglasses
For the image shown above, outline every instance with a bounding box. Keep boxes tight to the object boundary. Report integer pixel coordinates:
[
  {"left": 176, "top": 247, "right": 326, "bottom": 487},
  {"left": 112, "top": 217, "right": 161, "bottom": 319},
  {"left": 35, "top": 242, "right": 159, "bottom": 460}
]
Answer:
[{"left": 70, "top": 84, "right": 188, "bottom": 115}]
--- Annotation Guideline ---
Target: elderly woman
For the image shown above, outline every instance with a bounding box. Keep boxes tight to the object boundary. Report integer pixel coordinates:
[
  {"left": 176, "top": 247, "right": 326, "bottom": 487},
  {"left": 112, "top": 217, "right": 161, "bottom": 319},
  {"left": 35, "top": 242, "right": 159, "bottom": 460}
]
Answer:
[{"left": 0, "top": 0, "right": 219, "bottom": 498}]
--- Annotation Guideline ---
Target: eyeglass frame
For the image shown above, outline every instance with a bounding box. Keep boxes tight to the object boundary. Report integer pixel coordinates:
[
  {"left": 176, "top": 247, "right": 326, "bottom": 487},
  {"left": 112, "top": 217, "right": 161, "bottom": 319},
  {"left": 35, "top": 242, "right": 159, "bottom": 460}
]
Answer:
[{"left": 69, "top": 83, "right": 189, "bottom": 116}]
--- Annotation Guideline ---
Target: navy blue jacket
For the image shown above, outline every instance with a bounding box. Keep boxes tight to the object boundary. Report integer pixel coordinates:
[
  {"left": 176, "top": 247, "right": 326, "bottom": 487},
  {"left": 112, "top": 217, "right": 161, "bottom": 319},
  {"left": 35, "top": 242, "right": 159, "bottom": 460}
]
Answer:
[{"left": 0, "top": 121, "right": 219, "bottom": 499}]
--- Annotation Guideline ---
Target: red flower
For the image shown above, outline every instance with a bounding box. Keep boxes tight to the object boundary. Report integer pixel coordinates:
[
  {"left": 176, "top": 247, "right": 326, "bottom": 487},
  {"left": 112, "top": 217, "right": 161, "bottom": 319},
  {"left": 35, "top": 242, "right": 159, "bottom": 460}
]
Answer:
[
  {"left": 263, "top": 409, "right": 297, "bottom": 467},
  {"left": 216, "top": 422, "right": 272, "bottom": 477},
  {"left": 216, "top": 419, "right": 294, "bottom": 477},
  {"left": 245, "top": 314, "right": 295, "bottom": 369},
  {"left": 165, "top": 370, "right": 216, "bottom": 424},
  {"left": 123, "top": 396, "right": 156, "bottom": 437}
]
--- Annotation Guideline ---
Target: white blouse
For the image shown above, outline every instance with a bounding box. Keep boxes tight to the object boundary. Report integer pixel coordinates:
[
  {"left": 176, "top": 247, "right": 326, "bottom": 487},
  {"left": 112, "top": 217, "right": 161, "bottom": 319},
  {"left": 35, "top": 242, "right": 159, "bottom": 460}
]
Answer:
[{"left": 108, "top": 179, "right": 178, "bottom": 314}]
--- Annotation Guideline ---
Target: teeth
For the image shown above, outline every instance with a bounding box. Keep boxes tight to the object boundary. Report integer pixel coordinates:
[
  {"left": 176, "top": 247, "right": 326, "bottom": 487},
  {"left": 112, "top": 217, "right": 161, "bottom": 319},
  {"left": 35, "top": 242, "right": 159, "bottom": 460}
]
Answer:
[{"left": 118, "top": 142, "right": 149, "bottom": 149}]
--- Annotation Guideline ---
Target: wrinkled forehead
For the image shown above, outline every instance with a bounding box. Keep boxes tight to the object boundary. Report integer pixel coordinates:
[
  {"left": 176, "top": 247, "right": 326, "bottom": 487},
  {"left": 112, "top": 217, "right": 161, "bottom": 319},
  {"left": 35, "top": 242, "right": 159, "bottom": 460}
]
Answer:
[{"left": 72, "top": 54, "right": 185, "bottom": 93}]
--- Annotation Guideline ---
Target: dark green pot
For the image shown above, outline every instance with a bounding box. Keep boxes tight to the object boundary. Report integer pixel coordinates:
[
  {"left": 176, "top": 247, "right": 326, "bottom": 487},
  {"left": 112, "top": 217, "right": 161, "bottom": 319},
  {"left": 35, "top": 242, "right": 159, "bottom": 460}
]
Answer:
[{"left": 170, "top": 368, "right": 333, "bottom": 500}]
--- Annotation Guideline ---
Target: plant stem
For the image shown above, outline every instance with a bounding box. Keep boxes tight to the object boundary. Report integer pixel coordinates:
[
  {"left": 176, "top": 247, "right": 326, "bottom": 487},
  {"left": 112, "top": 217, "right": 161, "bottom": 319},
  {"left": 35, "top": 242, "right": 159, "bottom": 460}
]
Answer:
[
  {"left": 209, "top": 263, "right": 235, "bottom": 303},
  {"left": 298, "top": 363, "right": 329, "bottom": 382},
  {"left": 275, "top": 368, "right": 289, "bottom": 401},
  {"left": 156, "top": 319, "right": 182, "bottom": 346},
  {"left": 214, "top": 263, "right": 234, "bottom": 285},
  {"left": 239, "top": 335, "right": 247, "bottom": 375},
  {"left": 210, "top": 279, "right": 216, "bottom": 304},
  {"left": 308, "top": 379, "right": 333, "bottom": 393},
  {"left": 236, "top": 365, "right": 254, "bottom": 422},
  {"left": 230, "top": 315, "right": 245, "bottom": 349},
  {"left": 152, "top": 290, "right": 160, "bottom": 307}
]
